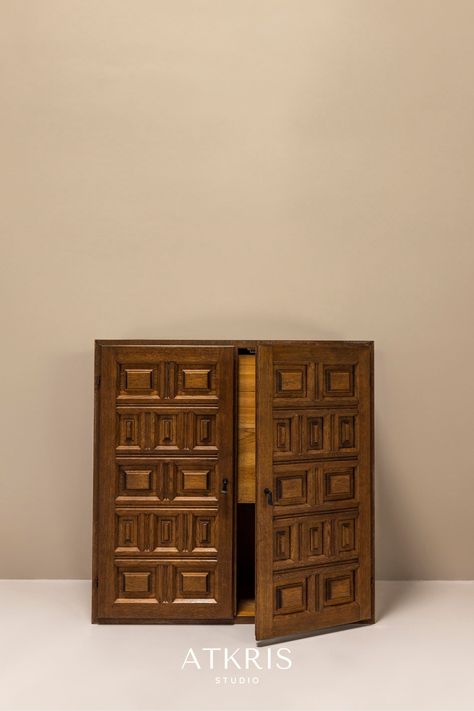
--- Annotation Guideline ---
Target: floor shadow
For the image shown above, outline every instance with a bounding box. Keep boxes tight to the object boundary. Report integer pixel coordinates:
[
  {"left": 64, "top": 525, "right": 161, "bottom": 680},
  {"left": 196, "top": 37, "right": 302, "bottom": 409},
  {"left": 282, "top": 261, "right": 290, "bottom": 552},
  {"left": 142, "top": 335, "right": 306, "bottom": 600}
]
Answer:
[{"left": 375, "top": 581, "right": 418, "bottom": 620}]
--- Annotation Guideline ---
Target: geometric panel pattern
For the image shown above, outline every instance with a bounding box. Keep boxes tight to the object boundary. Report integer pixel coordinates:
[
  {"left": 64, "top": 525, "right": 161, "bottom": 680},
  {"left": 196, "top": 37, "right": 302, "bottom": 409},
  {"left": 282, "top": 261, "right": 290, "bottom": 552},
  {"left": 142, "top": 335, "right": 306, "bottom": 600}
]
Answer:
[
  {"left": 96, "top": 343, "right": 234, "bottom": 623},
  {"left": 336, "top": 414, "right": 358, "bottom": 452},
  {"left": 274, "top": 576, "right": 307, "bottom": 615},
  {"left": 120, "top": 570, "right": 154, "bottom": 598},
  {"left": 275, "top": 471, "right": 308, "bottom": 506},
  {"left": 115, "top": 509, "right": 218, "bottom": 555},
  {"left": 272, "top": 361, "right": 358, "bottom": 405},
  {"left": 323, "top": 365, "right": 355, "bottom": 399},
  {"left": 116, "top": 460, "right": 219, "bottom": 503},
  {"left": 321, "top": 569, "right": 355, "bottom": 607},
  {"left": 274, "top": 365, "right": 307, "bottom": 399},
  {"left": 189, "top": 413, "right": 217, "bottom": 451},
  {"left": 115, "top": 560, "right": 218, "bottom": 604},
  {"left": 117, "top": 361, "right": 220, "bottom": 402},
  {"left": 273, "top": 416, "right": 298, "bottom": 456},
  {"left": 118, "top": 364, "right": 161, "bottom": 401},
  {"left": 323, "top": 466, "right": 356, "bottom": 503},
  {"left": 256, "top": 341, "right": 372, "bottom": 641},
  {"left": 175, "top": 364, "right": 217, "bottom": 400},
  {"left": 272, "top": 563, "right": 359, "bottom": 619},
  {"left": 272, "top": 511, "right": 359, "bottom": 571},
  {"left": 272, "top": 462, "right": 359, "bottom": 510},
  {"left": 272, "top": 411, "right": 358, "bottom": 460},
  {"left": 116, "top": 410, "right": 219, "bottom": 453}
]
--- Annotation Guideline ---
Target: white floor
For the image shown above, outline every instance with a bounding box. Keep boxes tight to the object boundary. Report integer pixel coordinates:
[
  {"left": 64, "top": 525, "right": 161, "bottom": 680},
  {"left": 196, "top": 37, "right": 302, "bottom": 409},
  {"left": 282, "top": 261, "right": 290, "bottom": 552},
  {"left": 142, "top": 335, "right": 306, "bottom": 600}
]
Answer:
[{"left": 0, "top": 581, "right": 473, "bottom": 711}]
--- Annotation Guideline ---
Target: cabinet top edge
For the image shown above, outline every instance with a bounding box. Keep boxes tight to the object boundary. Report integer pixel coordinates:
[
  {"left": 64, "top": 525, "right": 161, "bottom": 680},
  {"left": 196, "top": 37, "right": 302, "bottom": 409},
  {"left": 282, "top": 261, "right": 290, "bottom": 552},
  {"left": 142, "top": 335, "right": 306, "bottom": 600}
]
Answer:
[{"left": 95, "top": 339, "right": 374, "bottom": 347}]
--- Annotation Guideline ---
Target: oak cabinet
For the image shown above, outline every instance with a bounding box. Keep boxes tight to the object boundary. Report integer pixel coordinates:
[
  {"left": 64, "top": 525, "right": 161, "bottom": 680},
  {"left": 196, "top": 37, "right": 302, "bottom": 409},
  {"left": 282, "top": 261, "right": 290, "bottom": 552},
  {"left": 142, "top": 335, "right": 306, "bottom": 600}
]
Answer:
[{"left": 92, "top": 340, "right": 374, "bottom": 642}]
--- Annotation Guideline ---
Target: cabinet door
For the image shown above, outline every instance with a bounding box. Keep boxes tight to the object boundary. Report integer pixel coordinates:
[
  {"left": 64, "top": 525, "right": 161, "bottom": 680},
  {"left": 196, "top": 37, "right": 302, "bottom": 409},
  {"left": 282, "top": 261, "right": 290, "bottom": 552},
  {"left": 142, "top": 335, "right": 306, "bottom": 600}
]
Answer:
[
  {"left": 93, "top": 345, "right": 234, "bottom": 621},
  {"left": 255, "top": 343, "right": 373, "bottom": 641}
]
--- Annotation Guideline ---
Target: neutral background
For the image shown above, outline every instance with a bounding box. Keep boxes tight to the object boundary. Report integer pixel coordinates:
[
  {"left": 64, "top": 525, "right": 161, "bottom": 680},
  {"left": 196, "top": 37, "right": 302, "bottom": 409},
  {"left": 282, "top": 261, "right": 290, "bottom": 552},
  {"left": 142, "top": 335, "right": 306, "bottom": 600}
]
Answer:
[{"left": 1, "top": 0, "right": 473, "bottom": 580}]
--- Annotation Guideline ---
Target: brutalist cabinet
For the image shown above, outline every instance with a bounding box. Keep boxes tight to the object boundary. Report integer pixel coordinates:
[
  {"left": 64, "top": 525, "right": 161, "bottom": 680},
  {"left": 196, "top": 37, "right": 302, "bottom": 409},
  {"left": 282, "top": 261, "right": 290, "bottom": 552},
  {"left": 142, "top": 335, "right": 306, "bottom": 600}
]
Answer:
[{"left": 92, "top": 340, "right": 374, "bottom": 642}]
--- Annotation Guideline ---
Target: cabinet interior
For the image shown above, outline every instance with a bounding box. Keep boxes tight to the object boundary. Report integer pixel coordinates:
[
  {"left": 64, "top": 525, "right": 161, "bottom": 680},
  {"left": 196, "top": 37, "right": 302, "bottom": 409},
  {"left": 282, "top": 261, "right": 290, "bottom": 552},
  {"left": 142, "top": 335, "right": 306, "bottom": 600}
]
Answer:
[{"left": 236, "top": 351, "right": 256, "bottom": 619}]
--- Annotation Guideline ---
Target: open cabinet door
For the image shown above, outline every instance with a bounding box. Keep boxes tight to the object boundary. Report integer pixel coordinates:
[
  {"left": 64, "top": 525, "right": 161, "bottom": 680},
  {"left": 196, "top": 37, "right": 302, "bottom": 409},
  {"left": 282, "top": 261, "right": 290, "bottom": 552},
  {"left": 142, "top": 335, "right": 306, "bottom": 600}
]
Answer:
[{"left": 255, "top": 343, "right": 374, "bottom": 642}]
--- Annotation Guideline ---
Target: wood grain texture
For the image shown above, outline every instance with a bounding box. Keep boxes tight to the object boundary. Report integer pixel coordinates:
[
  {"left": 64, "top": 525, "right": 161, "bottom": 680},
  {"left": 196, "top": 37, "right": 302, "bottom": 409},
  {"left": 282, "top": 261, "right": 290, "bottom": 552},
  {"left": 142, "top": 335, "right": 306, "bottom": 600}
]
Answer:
[{"left": 237, "top": 355, "right": 256, "bottom": 503}]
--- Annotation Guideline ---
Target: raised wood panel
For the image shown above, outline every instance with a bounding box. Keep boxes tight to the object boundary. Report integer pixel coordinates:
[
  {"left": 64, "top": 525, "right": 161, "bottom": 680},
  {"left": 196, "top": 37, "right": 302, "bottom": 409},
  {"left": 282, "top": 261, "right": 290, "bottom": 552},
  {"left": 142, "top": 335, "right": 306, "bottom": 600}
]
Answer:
[
  {"left": 189, "top": 413, "right": 218, "bottom": 451},
  {"left": 175, "top": 364, "right": 217, "bottom": 400},
  {"left": 118, "top": 364, "right": 162, "bottom": 401}
]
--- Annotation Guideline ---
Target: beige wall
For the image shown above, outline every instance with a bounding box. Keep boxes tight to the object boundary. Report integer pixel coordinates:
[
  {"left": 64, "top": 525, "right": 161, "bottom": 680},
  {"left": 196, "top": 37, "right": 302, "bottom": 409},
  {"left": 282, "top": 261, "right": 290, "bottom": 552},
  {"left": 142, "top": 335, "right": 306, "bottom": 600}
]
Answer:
[{"left": 1, "top": 1, "right": 474, "bottom": 580}]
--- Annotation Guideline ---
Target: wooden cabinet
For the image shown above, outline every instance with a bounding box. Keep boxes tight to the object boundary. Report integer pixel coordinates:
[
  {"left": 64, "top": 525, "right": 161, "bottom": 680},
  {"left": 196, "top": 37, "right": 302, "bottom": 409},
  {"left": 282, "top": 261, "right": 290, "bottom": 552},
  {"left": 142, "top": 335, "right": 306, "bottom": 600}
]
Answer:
[{"left": 93, "top": 340, "right": 374, "bottom": 642}]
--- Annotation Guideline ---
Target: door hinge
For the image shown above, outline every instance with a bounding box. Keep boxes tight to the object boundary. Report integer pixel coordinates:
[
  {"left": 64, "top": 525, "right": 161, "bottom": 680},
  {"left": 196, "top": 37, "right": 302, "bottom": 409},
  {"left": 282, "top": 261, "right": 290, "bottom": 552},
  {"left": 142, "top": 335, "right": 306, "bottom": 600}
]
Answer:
[
  {"left": 94, "top": 576, "right": 99, "bottom": 589},
  {"left": 95, "top": 375, "right": 101, "bottom": 390}
]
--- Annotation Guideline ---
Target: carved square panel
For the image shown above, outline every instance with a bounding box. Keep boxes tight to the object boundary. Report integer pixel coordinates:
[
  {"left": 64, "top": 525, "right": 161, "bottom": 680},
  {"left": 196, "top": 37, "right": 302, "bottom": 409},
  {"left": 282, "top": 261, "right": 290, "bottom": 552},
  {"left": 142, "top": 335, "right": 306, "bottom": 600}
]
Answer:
[
  {"left": 182, "top": 572, "right": 209, "bottom": 595},
  {"left": 118, "top": 364, "right": 161, "bottom": 400},
  {"left": 126, "top": 369, "right": 153, "bottom": 390},
  {"left": 174, "top": 564, "right": 216, "bottom": 601},
  {"left": 191, "top": 513, "right": 217, "bottom": 552},
  {"left": 306, "top": 416, "right": 324, "bottom": 451},
  {"left": 183, "top": 470, "right": 209, "bottom": 491},
  {"left": 123, "top": 572, "right": 150, "bottom": 593},
  {"left": 176, "top": 364, "right": 217, "bottom": 399},
  {"left": 336, "top": 517, "right": 358, "bottom": 555},
  {"left": 174, "top": 461, "right": 217, "bottom": 501},
  {"left": 117, "top": 412, "right": 144, "bottom": 451},
  {"left": 322, "top": 365, "right": 356, "bottom": 399},
  {"left": 116, "top": 513, "right": 140, "bottom": 551},
  {"left": 117, "top": 567, "right": 156, "bottom": 599},
  {"left": 116, "top": 464, "right": 161, "bottom": 502},
  {"left": 335, "top": 414, "right": 358, "bottom": 451},
  {"left": 274, "top": 471, "right": 308, "bottom": 506},
  {"left": 274, "top": 365, "right": 307, "bottom": 398},
  {"left": 155, "top": 515, "right": 178, "bottom": 551},
  {"left": 273, "top": 416, "right": 296, "bottom": 456},
  {"left": 300, "top": 515, "right": 332, "bottom": 564},
  {"left": 300, "top": 412, "right": 332, "bottom": 457},
  {"left": 184, "top": 369, "right": 209, "bottom": 389},
  {"left": 308, "top": 521, "right": 324, "bottom": 557},
  {"left": 323, "top": 465, "right": 356, "bottom": 503},
  {"left": 124, "top": 469, "right": 152, "bottom": 490},
  {"left": 274, "top": 576, "right": 307, "bottom": 615},
  {"left": 322, "top": 570, "right": 355, "bottom": 607},
  {"left": 190, "top": 413, "right": 218, "bottom": 451},
  {"left": 273, "top": 526, "right": 292, "bottom": 562},
  {"left": 153, "top": 413, "right": 182, "bottom": 451}
]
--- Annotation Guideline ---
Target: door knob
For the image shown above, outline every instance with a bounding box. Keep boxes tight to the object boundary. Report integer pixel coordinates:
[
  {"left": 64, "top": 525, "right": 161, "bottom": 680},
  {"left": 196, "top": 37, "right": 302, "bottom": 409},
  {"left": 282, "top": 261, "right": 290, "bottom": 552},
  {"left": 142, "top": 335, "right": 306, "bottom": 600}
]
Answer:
[
  {"left": 264, "top": 487, "right": 273, "bottom": 505},
  {"left": 221, "top": 478, "right": 228, "bottom": 494}
]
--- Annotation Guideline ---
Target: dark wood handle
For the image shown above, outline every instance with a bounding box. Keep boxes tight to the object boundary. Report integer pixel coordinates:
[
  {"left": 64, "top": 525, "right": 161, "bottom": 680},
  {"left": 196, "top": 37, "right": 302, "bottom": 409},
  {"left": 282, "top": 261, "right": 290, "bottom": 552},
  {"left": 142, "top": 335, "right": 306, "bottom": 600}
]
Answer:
[{"left": 264, "top": 487, "right": 273, "bottom": 505}]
